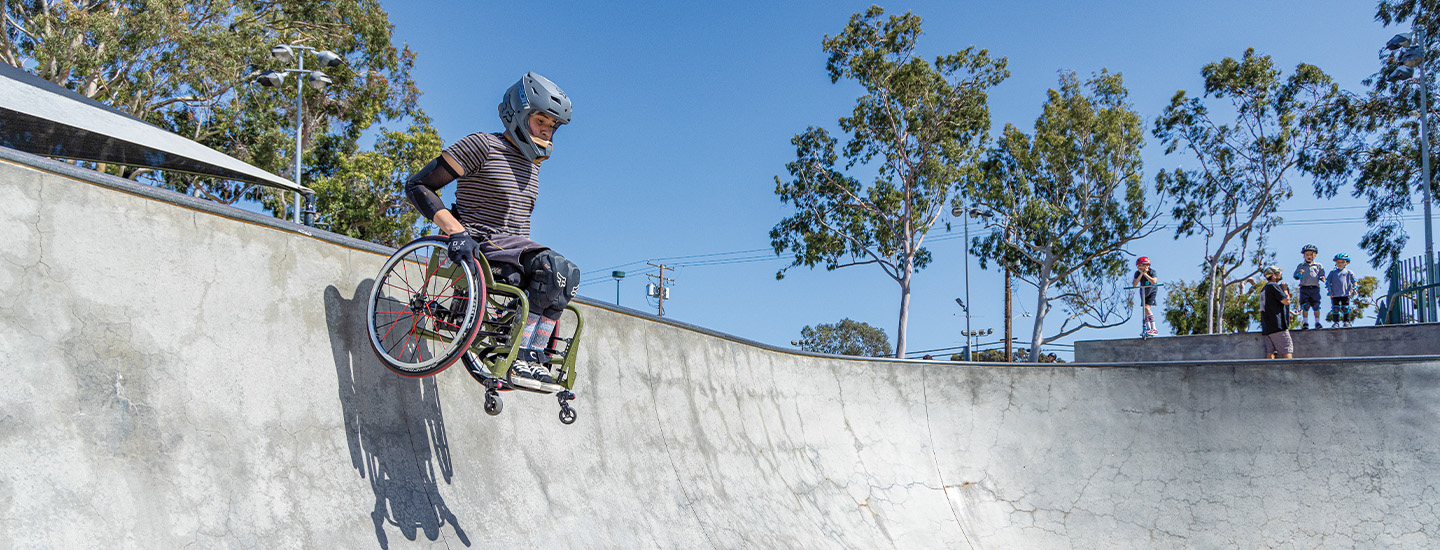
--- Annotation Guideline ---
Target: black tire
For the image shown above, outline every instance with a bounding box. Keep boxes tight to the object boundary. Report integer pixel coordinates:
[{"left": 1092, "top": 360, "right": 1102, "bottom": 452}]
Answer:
[
  {"left": 559, "top": 405, "right": 577, "bottom": 425},
  {"left": 485, "top": 392, "right": 503, "bottom": 416},
  {"left": 367, "top": 236, "right": 485, "bottom": 378}
]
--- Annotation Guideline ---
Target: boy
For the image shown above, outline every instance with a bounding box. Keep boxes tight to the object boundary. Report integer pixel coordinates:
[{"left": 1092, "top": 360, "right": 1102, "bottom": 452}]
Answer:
[
  {"left": 1292, "top": 244, "right": 1327, "bottom": 330},
  {"left": 1325, "top": 253, "right": 1358, "bottom": 328},
  {"left": 1131, "top": 257, "right": 1159, "bottom": 336},
  {"left": 1260, "top": 265, "right": 1294, "bottom": 359},
  {"left": 403, "top": 72, "right": 579, "bottom": 391}
]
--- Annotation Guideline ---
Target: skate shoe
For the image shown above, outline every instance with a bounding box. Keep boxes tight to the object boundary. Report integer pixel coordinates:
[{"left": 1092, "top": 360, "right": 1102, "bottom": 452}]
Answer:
[{"left": 509, "top": 349, "right": 555, "bottom": 385}]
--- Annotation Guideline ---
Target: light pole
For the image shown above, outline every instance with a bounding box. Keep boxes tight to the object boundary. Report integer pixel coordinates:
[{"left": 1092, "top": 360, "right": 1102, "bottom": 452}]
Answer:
[
  {"left": 255, "top": 44, "right": 342, "bottom": 226},
  {"left": 612, "top": 270, "right": 626, "bottom": 305},
  {"left": 1385, "top": 25, "right": 1438, "bottom": 321},
  {"left": 953, "top": 206, "right": 994, "bottom": 360},
  {"left": 960, "top": 328, "right": 995, "bottom": 359}
]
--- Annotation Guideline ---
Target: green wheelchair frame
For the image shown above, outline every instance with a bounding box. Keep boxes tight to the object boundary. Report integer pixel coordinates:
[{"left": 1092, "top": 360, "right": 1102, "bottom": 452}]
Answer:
[{"left": 366, "top": 235, "right": 583, "bottom": 424}]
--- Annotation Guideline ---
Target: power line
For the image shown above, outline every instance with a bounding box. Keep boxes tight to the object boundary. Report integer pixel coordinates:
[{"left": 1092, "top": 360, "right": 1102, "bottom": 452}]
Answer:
[{"left": 577, "top": 208, "right": 1424, "bottom": 288}]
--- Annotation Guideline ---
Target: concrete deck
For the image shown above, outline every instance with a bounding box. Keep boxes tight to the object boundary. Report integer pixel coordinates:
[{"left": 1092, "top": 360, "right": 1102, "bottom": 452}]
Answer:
[{"left": 4, "top": 147, "right": 1440, "bottom": 549}]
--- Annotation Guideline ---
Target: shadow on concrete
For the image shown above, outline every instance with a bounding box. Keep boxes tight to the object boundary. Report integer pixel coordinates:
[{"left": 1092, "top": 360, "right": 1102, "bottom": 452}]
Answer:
[{"left": 325, "top": 280, "right": 471, "bottom": 549}]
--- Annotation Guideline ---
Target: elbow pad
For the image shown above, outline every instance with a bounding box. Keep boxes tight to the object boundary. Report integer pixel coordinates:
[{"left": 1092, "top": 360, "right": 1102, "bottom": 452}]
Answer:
[{"left": 404, "top": 157, "right": 458, "bottom": 220}]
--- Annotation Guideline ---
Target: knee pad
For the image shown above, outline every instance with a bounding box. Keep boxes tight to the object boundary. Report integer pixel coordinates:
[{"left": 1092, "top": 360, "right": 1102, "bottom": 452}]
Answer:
[{"left": 521, "top": 249, "right": 580, "bottom": 317}]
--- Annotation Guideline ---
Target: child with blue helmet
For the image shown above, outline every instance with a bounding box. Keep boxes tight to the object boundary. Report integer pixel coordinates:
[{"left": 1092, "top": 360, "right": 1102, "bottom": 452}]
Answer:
[{"left": 1325, "top": 253, "right": 1358, "bottom": 328}]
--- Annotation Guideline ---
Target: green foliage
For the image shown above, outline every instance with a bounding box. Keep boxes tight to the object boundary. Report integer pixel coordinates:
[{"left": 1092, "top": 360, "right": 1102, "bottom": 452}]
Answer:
[
  {"left": 968, "top": 70, "right": 1160, "bottom": 360},
  {"left": 1153, "top": 48, "right": 1345, "bottom": 331},
  {"left": 956, "top": 349, "right": 1010, "bottom": 362},
  {"left": 1316, "top": 1, "right": 1440, "bottom": 267},
  {"left": 1, "top": 0, "right": 422, "bottom": 232},
  {"left": 798, "top": 318, "right": 893, "bottom": 357},
  {"left": 1163, "top": 275, "right": 1263, "bottom": 335},
  {"left": 770, "top": 6, "right": 1008, "bottom": 358},
  {"left": 307, "top": 114, "right": 441, "bottom": 247}
]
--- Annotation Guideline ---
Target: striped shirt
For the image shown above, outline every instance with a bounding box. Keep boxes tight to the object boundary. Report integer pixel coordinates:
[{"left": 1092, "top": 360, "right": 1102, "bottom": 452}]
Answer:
[{"left": 443, "top": 132, "right": 540, "bottom": 238}]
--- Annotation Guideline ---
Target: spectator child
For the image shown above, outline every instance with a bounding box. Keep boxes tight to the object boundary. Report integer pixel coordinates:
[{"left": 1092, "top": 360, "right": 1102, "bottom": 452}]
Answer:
[
  {"left": 1131, "top": 257, "right": 1159, "bottom": 336},
  {"left": 1292, "top": 244, "right": 1327, "bottom": 330},
  {"left": 1325, "top": 253, "right": 1358, "bottom": 328}
]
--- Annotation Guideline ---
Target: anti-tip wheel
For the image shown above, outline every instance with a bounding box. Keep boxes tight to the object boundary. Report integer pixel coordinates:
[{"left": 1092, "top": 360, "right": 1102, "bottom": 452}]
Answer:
[
  {"left": 484, "top": 392, "right": 503, "bottom": 416},
  {"left": 559, "top": 405, "right": 577, "bottom": 425}
]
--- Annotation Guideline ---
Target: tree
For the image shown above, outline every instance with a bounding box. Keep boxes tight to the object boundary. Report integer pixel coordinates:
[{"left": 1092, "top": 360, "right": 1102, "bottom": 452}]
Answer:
[
  {"left": 306, "top": 114, "right": 441, "bottom": 247},
  {"left": 797, "top": 318, "right": 892, "bottom": 357},
  {"left": 968, "top": 70, "right": 1163, "bottom": 362},
  {"left": 1315, "top": 0, "right": 1440, "bottom": 268},
  {"left": 1, "top": 0, "right": 422, "bottom": 234},
  {"left": 959, "top": 348, "right": 1064, "bottom": 363},
  {"left": 1163, "top": 274, "right": 1263, "bottom": 335},
  {"left": 770, "top": 6, "right": 1009, "bottom": 358},
  {"left": 1153, "top": 48, "right": 1346, "bottom": 333}
]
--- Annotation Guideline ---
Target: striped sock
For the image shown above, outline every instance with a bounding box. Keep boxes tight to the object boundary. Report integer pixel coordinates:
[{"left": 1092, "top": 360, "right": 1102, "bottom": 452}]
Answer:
[
  {"left": 530, "top": 317, "right": 558, "bottom": 351},
  {"left": 520, "top": 313, "right": 539, "bottom": 349}
]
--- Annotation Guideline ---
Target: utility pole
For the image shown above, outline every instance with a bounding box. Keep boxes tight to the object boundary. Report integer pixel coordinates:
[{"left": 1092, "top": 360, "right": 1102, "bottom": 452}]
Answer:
[
  {"left": 1004, "top": 269, "right": 1012, "bottom": 362},
  {"left": 646, "top": 262, "right": 674, "bottom": 316}
]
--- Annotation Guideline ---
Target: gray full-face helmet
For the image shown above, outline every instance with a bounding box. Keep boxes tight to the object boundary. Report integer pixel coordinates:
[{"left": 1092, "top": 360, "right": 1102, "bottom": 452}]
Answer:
[{"left": 498, "top": 72, "right": 571, "bottom": 162}]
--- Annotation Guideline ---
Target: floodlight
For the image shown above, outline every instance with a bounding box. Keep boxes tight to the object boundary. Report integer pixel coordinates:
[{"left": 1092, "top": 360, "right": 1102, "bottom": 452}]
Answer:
[
  {"left": 306, "top": 70, "right": 332, "bottom": 90},
  {"left": 951, "top": 205, "right": 963, "bottom": 217},
  {"left": 314, "top": 50, "right": 343, "bottom": 68},
  {"left": 1389, "top": 65, "right": 1416, "bottom": 83},
  {"left": 1401, "top": 46, "right": 1425, "bottom": 68},
  {"left": 270, "top": 45, "right": 294, "bottom": 64},
  {"left": 1387, "top": 33, "right": 1413, "bottom": 51},
  {"left": 255, "top": 71, "right": 286, "bottom": 87}
]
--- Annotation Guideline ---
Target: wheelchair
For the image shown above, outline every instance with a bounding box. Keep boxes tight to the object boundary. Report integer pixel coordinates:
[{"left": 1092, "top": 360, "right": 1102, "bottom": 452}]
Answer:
[{"left": 365, "top": 235, "right": 583, "bottom": 424}]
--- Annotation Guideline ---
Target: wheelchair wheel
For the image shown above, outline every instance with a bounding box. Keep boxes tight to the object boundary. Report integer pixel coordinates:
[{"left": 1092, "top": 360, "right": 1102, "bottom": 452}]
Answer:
[{"left": 367, "top": 236, "right": 485, "bottom": 377}]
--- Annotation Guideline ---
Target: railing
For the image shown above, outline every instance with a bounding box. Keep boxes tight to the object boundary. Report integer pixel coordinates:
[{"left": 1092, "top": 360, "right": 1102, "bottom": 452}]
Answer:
[{"left": 1380, "top": 253, "right": 1440, "bottom": 324}]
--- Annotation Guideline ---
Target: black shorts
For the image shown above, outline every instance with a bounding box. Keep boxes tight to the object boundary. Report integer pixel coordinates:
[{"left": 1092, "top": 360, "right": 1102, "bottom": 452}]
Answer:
[
  {"left": 1140, "top": 287, "right": 1157, "bottom": 306},
  {"left": 1299, "top": 286, "right": 1322, "bottom": 311},
  {"left": 474, "top": 232, "right": 550, "bottom": 269}
]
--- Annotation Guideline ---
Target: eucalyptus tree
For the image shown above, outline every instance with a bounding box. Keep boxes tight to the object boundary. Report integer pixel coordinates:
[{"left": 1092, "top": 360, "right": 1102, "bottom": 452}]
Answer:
[
  {"left": 969, "top": 70, "right": 1162, "bottom": 361},
  {"left": 1315, "top": 0, "right": 1440, "bottom": 270},
  {"left": 1153, "top": 49, "right": 1346, "bottom": 333},
  {"left": 770, "top": 6, "right": 1008, "bottom": 358},
  {"left": 1, "top": 0, "right": 427, "bottom": 232}
]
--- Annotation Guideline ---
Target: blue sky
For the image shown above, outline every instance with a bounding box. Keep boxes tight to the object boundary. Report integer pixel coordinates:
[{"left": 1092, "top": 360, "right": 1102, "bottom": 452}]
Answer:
[{"left": 373, "top": 0, "right": 1423, "bottom": 358}]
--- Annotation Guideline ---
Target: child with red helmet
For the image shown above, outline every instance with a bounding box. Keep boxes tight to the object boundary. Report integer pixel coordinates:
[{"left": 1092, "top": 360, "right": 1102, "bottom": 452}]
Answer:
[{"left": 1131, "top": 257, "right": 1159, "bottom": 336}]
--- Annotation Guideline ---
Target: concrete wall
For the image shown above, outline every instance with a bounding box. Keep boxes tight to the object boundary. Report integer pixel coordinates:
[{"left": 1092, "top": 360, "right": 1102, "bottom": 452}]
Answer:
[
  {"left": 5, "top": 147, "right": 1440, "bottom": 549},
  {"left": 1076, "top": 323, "right": 1440, "bottom": 363}
]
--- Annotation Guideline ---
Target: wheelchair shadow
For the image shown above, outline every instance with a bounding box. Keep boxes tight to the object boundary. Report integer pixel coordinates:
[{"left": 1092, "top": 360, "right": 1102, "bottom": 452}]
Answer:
[{"left": 325, "top": 280, "right": 471, "bottom": 549}]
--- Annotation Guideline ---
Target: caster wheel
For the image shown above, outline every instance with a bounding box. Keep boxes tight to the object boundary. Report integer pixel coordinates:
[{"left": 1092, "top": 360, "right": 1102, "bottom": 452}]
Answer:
[
  {"left": 559, "top": 405, "right": 577, "bottom": 425},
  {"left": 484, "top": 391, "right": 503, "bottom": 416}
]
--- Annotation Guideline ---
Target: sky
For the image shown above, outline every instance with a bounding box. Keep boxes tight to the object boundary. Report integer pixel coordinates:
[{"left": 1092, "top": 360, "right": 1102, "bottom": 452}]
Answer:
[{"left": 367, "top": 0, "right": 1426, "bottom": 359}]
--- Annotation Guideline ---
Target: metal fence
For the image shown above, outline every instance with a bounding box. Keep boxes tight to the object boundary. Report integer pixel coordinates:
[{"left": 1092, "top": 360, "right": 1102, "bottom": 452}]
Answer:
[{"left": 1381, "top": 253, "right": 1440, "bottom": 324}]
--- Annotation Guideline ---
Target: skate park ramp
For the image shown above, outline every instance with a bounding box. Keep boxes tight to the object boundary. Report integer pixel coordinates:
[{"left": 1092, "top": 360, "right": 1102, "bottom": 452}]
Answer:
[{"left": 5, "top": 145, "right": 1440, "bottom": 549}]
